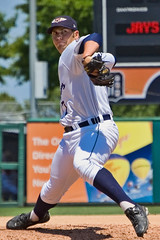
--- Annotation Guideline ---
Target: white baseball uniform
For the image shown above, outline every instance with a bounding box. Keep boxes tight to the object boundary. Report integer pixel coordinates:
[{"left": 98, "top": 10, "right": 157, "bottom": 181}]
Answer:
[
  {"left": 6, "top": 16, "right": 148, "bottom": 236},
  {"left": 41, "top": 36, "right": 119, "bottom": 204}
]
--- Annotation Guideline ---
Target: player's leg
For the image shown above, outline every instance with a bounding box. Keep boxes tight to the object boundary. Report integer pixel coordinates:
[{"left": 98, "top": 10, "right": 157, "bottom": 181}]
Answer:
[
  {"left": 73, "top": 121, "right": 133, "bottom": 205},
  {"left": 73, "top": 120, "right": 149, "bottom": 237},
  {"left": 30, "top": 163, "right": 79, "bottom": 224},
  {"left": 30, "top": 154, "right": 79, "bottom": 222},
  {"left": 6, "top": 139, "right": 79, "bottom": 230}
]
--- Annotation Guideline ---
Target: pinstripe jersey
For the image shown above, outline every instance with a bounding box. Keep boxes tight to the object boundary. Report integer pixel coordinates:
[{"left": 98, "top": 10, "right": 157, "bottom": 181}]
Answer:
[{"left": 58, "top": 35, "right": 116, "bottom": 127}]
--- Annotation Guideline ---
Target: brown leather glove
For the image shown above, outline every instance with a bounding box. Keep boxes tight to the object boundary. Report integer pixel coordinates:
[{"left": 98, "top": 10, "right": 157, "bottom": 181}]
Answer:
[{"left": 84, "top": 54, "right": 115, "bottom": 87}]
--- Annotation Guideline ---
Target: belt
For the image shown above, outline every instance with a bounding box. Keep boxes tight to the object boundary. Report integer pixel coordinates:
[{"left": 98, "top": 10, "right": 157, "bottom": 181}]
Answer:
[{"left": 64, "top": 114, "right": 111, "bottom": 133}]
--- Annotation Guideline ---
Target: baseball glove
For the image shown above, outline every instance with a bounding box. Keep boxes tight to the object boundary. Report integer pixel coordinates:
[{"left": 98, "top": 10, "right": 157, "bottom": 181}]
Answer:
[{"left": 84, "top": 54, "right": 115, "bottom": 87}]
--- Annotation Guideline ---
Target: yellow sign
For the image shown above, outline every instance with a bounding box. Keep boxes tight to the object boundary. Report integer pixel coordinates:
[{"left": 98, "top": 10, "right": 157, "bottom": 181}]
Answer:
[
  {"left": 114, "top": 122, "right": 152, "bottom": 155},
  {"left": 104, "top": 157, "right": 130, "bottom": 187}
]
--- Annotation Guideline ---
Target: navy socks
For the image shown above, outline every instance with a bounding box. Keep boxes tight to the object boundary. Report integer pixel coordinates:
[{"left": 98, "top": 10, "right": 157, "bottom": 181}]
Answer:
[
  {"left": 34, "top": 167, "right": 134, "bottom": 219},
  {"left": 34, "top": 195, "right": 56, "bottom": 219},
  {"left": 93, "top": 168, "right": 135, "bottom": 205}
]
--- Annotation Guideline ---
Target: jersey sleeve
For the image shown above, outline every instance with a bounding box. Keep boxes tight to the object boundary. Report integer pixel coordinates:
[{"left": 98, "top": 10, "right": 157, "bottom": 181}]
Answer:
[{"left": 78, "top": 33, "right": 102, "bottom": 54}]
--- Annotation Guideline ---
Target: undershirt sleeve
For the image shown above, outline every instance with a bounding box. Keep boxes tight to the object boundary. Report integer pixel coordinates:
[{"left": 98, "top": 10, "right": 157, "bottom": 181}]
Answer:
[{"left": 78, "top": 33, "right": 102, "bottom": 54}]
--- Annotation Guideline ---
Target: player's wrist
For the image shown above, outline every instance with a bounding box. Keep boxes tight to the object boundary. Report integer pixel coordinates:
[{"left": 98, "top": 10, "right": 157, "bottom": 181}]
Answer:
[{"left": 82, "top": 55, "right": 92, "bottom": 66}]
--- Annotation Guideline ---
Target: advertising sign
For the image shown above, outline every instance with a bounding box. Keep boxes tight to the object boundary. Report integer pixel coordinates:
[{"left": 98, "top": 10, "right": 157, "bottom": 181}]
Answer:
[
  {"left": 27, "top": 121, "right": 153, "bottom": 204},
  {"left": 109, "top": 67, "right": 160, "bottom": 103},
  {"left": 26, "top": 122, "right": 88, "bottom": 203},
  {"left": 86, "top": 121, "right": 153, "bottom": 203},
  {"left": 94, "top": 0, "right": 160, "bottom": 104},
  {"left": 94, "top": 0, "right": 160, "bottom": 63},
  {"left": 27, "top": 122, "right": 63, "bottom": 203}
]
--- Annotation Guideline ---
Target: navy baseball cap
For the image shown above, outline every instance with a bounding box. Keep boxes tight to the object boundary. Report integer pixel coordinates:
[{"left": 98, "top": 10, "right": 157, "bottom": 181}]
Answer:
[{"left": 47, "top": 15, "right": 78, "bottom": 34}]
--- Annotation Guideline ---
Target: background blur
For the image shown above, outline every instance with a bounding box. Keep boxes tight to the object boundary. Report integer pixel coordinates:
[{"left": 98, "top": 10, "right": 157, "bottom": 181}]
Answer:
[{"left": 0, "top": 0, "right": 160, "bottom": 122}]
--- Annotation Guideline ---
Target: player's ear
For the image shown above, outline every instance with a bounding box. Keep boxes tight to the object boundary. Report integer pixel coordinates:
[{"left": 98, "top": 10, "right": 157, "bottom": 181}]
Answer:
[{"left": 73, "top": 30, "right": 79, "bottom": 40}]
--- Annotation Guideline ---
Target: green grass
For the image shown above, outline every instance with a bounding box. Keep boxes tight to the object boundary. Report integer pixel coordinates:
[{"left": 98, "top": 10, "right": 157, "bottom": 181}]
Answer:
[{"left": 0, "top": 204, "right": 160, "bottom": 216}]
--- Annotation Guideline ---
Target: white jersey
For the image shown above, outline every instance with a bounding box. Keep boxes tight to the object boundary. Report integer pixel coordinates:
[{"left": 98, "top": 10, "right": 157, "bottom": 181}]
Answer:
[
  {"left": 58, "top": 35, "right": 116, "bottom": 127},
  {"left": 40, "top": 36, "right": 120, "bottom": 208}
]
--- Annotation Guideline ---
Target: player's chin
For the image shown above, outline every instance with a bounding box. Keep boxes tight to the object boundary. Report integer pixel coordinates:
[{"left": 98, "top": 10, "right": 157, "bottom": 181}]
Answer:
[{"left": 57, "top": 44, "right": 67, "bottom": 53}]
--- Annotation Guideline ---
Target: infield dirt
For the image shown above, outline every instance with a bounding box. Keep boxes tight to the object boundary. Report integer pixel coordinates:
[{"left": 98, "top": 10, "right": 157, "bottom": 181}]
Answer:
[{"left": 0, "top": 215, "right": 160, "bottom": 240}]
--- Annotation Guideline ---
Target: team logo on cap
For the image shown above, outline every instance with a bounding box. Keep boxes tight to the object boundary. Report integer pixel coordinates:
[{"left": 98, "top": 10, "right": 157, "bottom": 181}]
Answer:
[{"left": 52, "top": 17, "right": 67, "bottom": 23}]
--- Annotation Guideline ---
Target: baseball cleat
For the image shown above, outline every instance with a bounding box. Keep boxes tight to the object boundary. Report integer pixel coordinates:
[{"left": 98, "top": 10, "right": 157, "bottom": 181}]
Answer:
[
  {"left": 6, "top": 211, "right": 50, "bottom": 230},
  {"left": 125, "top": 204, "right": 149, "bottom": 237}
]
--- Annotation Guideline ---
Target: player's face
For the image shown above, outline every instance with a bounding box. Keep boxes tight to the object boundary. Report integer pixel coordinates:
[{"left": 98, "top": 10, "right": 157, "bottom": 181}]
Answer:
[{"left": 52, "top": 27, "right": 79, "bottom": 54}]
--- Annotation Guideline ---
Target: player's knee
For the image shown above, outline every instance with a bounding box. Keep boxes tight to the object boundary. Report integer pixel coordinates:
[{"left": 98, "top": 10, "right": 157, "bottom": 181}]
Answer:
[{"left": 73, "top": 156, "right": 99, "bottom": 184}]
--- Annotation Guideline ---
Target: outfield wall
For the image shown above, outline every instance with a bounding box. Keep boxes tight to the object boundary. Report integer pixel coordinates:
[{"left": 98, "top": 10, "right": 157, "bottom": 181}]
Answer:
[{"left": 0, "top": 118, "right": 160, "bottom": 206}]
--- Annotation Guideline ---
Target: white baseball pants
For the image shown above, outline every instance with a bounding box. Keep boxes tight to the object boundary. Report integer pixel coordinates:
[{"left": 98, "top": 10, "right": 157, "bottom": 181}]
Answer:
[{"left": 40, "top": 120, "right": 119, "bottom": 204}]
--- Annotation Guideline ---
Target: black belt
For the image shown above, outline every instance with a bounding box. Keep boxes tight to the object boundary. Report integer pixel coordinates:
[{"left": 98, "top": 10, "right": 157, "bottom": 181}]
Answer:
[{"left": 64, "top": 114, "right": 111, "bottom": 133}]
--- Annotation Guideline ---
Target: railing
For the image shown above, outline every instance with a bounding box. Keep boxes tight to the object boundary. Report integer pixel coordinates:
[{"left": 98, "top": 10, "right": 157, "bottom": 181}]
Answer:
[{"left": 0, "top": 124, "right": 25, "bottom": 206}]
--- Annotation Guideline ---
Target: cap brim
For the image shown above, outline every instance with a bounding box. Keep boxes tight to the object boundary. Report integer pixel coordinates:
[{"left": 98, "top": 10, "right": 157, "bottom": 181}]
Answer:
[
  {"left": 47, "top": 23, "right": 67, "bottom": 34},
  {"left": 47, "top": 23, "right": 77, "bottom": 34}
]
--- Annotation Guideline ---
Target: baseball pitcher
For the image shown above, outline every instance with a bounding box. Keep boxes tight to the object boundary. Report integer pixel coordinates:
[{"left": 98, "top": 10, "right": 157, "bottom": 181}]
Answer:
[{"left": 6, "top": 15, "right": 149, "bottom": 238}]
